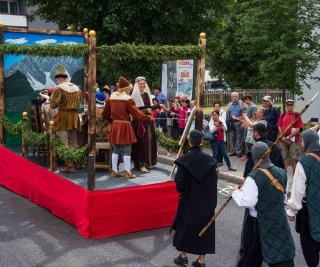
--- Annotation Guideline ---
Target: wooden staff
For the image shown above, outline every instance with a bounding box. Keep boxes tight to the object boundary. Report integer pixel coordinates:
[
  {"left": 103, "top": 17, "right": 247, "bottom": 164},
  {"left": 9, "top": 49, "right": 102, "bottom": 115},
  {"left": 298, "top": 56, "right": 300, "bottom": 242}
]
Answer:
[
  {"left": 168, "top": 107, "right": 197, "bottom": 180},
  {"left": 199, "top": 93, "right": 319, "bottom": 237}
]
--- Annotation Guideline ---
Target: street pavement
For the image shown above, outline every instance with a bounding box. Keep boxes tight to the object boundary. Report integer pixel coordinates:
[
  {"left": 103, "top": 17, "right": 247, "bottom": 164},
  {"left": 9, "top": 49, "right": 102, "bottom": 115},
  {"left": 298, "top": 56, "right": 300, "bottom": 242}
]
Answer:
[{"left": 0, "top": 146, "right": 303, "bottom": 267}]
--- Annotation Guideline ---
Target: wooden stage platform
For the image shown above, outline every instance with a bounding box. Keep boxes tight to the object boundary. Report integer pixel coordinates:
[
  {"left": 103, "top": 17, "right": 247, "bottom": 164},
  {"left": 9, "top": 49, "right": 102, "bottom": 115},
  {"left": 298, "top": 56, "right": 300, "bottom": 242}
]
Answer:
[{"left": 0, "top": 145, "right": 178, "bottom": 239}]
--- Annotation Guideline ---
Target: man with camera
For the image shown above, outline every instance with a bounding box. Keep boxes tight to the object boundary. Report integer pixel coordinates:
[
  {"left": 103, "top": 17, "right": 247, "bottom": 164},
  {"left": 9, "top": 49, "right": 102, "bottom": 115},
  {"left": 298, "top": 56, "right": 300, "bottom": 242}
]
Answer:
[{"left": 277, "top": 99, "right": 303, "bottom": 176}]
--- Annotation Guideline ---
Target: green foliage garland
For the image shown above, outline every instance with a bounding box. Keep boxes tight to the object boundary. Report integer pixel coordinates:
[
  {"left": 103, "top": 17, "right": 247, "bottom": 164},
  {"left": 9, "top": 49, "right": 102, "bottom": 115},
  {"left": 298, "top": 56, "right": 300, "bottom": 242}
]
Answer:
[
  {"left": 0, "top": 115, "right": 88, "bottom": 164},
  {"left": 155, "top": 129, "right": 191, "bottom": 153},
  {"left": 97, "top": 43, "right": 202, "bottom": 61},
  {"left": 51, "top": 136, "right": 88, "bottom": 165},
  {"left": 0, "top": 43, "right": 202, "bottom": 61},
  {"left": 0, "top": 115, "right": 23, "bottom": 134},
  {"left": 155, "top": 129, "right": 180, "bottom": 153},
  {"left": 0, "top": 44, "right": 88, "bottom": 57}
]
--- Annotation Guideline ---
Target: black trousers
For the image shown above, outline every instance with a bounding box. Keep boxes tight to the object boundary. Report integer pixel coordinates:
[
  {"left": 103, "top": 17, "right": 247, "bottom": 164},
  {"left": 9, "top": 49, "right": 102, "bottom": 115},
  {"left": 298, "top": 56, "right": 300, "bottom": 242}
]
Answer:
[
  {"left": 238, "top": 215, "right": 294, "bottom": 267},
  {"left": 296, "top": 203, "right": 320, "bottom": 267}
]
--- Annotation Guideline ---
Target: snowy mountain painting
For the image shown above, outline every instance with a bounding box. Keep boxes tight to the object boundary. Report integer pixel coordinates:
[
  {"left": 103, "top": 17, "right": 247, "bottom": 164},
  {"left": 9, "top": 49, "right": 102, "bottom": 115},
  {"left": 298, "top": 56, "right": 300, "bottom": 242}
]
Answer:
[{"left": 3, "top": 31, "right": 85, "bottom": 113}]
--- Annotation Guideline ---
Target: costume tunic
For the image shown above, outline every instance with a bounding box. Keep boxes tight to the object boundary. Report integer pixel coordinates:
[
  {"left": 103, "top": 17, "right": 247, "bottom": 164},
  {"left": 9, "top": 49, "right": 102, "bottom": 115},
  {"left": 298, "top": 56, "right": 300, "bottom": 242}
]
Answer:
[
  {"left": 50, "top": 82, "right": 82, "bottom": 131},
  {"left": 233, "top": 166, "right": 295, "bottom": 266},
  {"left": 131, "top": 92, "right": 158, "bottom": 168},
  {"left": 172, "top": 146, "right": 217, "bottom": 254},
  {"left": 102, "top": 92, "right": 150, "bottom": 145},
  {"left": 287, "top": 152, "right": 320, "bottom": 267}
]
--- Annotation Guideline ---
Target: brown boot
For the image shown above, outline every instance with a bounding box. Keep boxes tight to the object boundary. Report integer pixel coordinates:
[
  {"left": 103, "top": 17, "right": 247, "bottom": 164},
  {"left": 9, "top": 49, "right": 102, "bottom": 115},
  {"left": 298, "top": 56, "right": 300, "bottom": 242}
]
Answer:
[
  {"left": 111, "top": 170, "right": 124, "bottom": 178},
  {"left": 59, "top": 163, "right": 74, "bottom": 173},
  {"left": 124, "top": 170, "right": 136, "bottom": 179}
]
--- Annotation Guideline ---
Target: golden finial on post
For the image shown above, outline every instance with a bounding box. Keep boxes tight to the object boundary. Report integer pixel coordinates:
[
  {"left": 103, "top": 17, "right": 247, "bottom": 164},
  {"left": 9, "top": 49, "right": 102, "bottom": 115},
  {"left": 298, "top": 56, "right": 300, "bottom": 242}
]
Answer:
[
  {"left": 200, "top": 33, "right": 206, "bottom": 39},
  {"left": 83, "top": 28, "right": 88, "bottom": 34},
  {"left": 89, "top": 30, "right": 96, "bottom": 37},
  {"left": 0, "top": 22, "right": 3, "bottom": 27},
  {"left": 49, "top": 120, "right": 55, "bottom": 126},
  {"left": 22, "top": 111, "right": 28, "bottom": 117}
]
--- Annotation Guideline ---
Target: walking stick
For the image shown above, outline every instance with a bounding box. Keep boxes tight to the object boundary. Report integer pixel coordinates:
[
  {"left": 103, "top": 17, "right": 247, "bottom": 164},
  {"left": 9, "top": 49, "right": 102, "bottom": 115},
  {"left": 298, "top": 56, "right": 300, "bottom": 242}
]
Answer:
[{"left": 199, "top": 93, "right": 319, "bottom": 237}]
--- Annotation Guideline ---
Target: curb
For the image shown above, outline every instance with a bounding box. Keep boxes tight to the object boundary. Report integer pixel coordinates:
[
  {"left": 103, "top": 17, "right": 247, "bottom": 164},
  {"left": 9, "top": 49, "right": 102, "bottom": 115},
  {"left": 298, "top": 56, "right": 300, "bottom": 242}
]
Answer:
[{"left": 157, "top": 155, "right": 244, "bottom": 185}]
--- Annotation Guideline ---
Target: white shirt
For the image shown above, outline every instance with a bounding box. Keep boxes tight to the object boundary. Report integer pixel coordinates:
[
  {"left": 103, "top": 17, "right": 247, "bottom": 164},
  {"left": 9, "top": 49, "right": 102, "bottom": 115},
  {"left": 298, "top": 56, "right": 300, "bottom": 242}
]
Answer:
[
  {"left": 209, "top": 118, "right": 227, "bottom": 141},
  {"left": 286, "top": 162, "right": 307, "bottom": 217},
  {"left": 219, "top": 109, "right": 227, "bottom": 122},
  {"left": 232, "top": 177, "right": 258, "bottom": 217}
]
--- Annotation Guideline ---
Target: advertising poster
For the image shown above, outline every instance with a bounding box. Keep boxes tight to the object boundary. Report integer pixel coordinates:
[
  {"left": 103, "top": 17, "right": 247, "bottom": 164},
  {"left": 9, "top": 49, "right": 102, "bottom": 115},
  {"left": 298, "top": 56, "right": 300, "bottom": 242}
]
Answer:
[{"left": 176, "top": 59, "right": 194, "bottom": 99}]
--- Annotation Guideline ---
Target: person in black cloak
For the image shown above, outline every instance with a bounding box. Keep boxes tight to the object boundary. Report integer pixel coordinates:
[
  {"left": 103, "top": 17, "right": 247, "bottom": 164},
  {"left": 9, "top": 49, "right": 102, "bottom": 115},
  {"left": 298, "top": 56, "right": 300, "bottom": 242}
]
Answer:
[{"left": 171, "top": 130, "right": 218, "bottom": 267}]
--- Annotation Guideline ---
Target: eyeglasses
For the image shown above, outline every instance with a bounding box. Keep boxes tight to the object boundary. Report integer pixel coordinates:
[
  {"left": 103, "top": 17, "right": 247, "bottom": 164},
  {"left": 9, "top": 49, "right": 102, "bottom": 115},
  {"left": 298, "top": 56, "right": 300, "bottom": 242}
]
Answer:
[{"left": 286, "top": 104, "right": 293, "bottom": 106}]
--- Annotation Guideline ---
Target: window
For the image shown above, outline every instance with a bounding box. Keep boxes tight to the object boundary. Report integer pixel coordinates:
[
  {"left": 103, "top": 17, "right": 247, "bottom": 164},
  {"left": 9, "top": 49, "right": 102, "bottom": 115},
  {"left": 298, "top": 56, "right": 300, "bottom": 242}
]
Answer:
[
  {"left": 0, "top": 1, "right": 9, "bottom": 13},
  {"left": 9, "top": 1, "right": 17, "bottom": 14},
  {"left": 0, "top": 1, "right": 18, "bottom": 14}
]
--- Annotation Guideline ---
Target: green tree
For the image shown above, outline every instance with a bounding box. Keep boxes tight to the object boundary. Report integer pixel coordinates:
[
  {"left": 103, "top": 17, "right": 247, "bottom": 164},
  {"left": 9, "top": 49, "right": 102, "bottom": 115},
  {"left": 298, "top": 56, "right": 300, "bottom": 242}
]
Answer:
[
  {"left": 26, "top": 0, "right": 230, "bottom": 87},
  {"left": 207, "top": 0, "right": 320, "bottom": 94},
  {"left": 26, "top": 0, "right": 227, "bottom": 46}
]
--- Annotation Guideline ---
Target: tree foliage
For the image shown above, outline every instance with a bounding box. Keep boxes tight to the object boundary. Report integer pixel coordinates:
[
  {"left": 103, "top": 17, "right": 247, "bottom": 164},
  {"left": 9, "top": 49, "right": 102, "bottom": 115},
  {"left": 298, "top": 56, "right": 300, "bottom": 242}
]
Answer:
[
  {"left": 207, "top": 0, "right": 320, "bottom": 94},
  {"left": 26, "top": 0, "right": 225, "bottom": 46},
  {"left": 25, "top": 0, "right": 232, "bottom": 87}
]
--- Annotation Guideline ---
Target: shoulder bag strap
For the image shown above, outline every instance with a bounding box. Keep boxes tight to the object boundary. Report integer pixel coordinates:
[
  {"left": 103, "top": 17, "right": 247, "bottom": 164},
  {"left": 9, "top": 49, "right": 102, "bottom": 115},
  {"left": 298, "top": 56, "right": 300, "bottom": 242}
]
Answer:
[
  {"left": 307, "top": 152, "right": 320, "bottom": 162},
  {"left": 258, "top": 168, "right": 285, "bottom": 193}
]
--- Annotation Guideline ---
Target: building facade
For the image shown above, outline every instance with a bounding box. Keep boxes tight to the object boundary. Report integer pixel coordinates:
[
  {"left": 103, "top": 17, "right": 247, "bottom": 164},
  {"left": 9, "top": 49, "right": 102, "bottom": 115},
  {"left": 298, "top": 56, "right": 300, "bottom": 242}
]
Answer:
[{"left": 0, "top": 0, "right": 57, "bottom": 29}]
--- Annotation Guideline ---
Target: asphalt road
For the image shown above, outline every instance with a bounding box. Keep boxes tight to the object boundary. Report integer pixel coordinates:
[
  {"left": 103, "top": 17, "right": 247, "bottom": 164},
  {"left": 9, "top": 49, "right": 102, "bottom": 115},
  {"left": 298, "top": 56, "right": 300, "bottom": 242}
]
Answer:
[{"left": 0, "top": 179, "right": 307, "bottom": 267}]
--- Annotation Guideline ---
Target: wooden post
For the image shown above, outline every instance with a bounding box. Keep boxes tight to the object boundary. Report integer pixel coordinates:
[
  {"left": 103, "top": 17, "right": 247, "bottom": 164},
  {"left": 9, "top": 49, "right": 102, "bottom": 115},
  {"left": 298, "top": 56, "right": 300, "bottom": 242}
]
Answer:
[
  {"left": 49, "top": 120, "right": 57, "bottom": 172},
  {"left": 87, "top": 30, "right": 97, "bottom": 191},
  {"left": 83, "top": 28, "right": 89, "bottom": 108},
  {"left": 0, "top": 22, "right": 4, "bottom": 144},
  {"left": 195, "top": 33, "right": 206, "bottom": 132},
  {"left": 21, "top": 112, "right": 28, "bottom": 158}
]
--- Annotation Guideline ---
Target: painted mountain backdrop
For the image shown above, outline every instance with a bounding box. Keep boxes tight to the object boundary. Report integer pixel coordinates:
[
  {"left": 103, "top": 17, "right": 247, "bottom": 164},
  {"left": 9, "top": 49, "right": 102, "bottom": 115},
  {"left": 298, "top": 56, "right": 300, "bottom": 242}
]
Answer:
[{"left": 5, "top": 55, "right": 84, "bottom": 98}]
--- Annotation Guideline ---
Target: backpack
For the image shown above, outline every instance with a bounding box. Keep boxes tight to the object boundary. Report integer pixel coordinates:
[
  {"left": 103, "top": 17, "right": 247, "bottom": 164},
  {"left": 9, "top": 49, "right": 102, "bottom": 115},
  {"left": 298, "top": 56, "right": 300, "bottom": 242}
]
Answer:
[{"left": 281, "top": 111, "right": 299, "bottom": 120}]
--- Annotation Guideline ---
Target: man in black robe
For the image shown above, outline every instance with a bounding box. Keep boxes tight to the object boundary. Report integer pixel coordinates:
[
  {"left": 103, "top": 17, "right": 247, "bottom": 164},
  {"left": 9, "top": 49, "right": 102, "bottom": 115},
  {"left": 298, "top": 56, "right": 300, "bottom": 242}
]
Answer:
[{"left": 171, "top": 130, "right": 218, "bottom": 267}]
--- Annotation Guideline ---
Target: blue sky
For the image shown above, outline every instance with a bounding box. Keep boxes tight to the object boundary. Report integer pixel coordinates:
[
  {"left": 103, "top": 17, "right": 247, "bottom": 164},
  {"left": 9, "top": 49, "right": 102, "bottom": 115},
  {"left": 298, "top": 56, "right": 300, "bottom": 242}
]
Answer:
[{"left": 3, "top": 31, "right": 84, "bottom": 69}]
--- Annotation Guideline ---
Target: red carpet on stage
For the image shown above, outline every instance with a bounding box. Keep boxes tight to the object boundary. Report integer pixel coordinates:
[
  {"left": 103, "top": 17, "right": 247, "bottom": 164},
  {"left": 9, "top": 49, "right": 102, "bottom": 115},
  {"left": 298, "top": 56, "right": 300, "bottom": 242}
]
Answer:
[{"left": 0, "top": 146, "right": 178, "bottom": 238}]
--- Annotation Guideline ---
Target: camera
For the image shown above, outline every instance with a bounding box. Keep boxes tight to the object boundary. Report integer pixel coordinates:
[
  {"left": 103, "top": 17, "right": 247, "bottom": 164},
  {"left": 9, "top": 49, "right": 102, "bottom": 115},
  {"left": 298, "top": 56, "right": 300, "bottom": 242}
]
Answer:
[{"left": 310, "top": 118, "right": 319, "bottom": 123}]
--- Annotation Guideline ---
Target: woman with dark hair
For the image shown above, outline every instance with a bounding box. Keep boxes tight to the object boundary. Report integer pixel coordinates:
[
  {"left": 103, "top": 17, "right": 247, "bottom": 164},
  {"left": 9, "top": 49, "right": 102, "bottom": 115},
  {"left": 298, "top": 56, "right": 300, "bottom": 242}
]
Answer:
[
  {"left": 179, "top": 99, "right": 191, "bottom": 138},
  {"left": 209, "top": 110, "right": 236, "bottom": 171},
  {"left": 169, "top": 96, "right": 181, "bottom": 140}
]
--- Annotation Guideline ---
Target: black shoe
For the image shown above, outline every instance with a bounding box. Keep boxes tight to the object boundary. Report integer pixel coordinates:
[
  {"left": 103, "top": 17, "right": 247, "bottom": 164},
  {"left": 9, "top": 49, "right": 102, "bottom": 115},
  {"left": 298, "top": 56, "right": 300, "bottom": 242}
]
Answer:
[
  {"left": 192, "top": 260, "right": 206, "bottom": 267},
  {"left": 237, "top": 154, "right": 242, "bottom": 158},
  {"left": 174, "top": 254, "right": 188, "bottom": 266},
  {"left": 229, "top": 152, "right": 237, "bottom": 156}
]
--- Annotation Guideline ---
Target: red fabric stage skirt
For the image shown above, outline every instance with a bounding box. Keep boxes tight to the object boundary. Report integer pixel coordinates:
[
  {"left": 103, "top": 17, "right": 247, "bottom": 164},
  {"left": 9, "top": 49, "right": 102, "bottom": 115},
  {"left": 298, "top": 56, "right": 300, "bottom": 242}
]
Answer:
[{"left": 0, "top": 146, "right": 178, "bottom": 238}]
